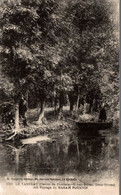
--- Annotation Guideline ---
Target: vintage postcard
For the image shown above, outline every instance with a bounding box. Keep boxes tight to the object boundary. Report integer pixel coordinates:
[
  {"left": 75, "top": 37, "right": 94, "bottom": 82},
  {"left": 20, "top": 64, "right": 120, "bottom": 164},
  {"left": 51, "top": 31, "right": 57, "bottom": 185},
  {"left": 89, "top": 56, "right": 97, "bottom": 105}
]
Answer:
[{"left": 0, "top": 0, "right": 119, "bottom": 194}]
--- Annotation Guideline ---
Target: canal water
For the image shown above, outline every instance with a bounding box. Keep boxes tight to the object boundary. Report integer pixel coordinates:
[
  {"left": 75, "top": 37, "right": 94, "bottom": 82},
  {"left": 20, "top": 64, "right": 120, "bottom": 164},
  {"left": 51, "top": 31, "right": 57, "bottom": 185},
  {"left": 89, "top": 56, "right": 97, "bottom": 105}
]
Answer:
[{"left": 0, "top": 127, "right": 119, "bottom": 183}]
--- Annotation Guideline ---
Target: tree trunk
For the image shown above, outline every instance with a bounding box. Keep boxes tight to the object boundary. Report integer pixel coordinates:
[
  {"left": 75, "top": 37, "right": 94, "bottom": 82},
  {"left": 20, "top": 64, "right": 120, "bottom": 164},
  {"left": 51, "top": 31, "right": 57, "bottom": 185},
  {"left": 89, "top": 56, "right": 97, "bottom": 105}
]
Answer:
[
  {"left": 26, "top": 91, "right": 29, "bottom": 109},
  {"left": 37, "top": 101, "right": 45, "bottom": 124},
  {"left": 70, "top": 102, "right": 74, "bottom": 112},
  {"left": 6, "top": 103, "right": 21, "bottom": 140},
  {"left": 58, "top": 91, "right": 64, "bottom": 112},
  {"left": 89, "top": 103, "right": 93, "bottom": 113},
  {"left": 59, "top": 102, "right": 63, "bottom": 112},
  {"left": 68, "top": 93, "right": 76, "bottom": 112},
  {"left": 50, "top": 97, "right": 53, "bottom": 107},
  {"left": 54, "top": 96, "right": 58, "bottom": 112},
  {"left": 14, "top": 103, "right": 20, "bottom": 132},
  {"left": 75, "top": 85, "right": 80, "bottom": 112},
  {"left": 76, "top": 94, "right": 80, "bottom": 112}
]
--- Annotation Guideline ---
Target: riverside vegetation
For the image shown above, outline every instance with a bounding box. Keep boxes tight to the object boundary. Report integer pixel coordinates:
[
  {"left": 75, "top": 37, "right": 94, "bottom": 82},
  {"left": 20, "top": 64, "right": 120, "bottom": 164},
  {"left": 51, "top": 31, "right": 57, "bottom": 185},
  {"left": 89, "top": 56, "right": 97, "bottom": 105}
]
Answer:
[{"left": 0, "top": 0, "right": 119, "bottom": 141}]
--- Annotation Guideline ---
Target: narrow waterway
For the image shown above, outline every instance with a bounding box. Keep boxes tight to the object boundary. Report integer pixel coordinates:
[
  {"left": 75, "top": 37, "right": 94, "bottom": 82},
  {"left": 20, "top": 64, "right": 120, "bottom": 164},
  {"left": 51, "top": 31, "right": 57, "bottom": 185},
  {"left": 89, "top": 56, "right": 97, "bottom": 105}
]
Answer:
[{"left": 0, "top": 126, "right": 119, "bottom": 182}]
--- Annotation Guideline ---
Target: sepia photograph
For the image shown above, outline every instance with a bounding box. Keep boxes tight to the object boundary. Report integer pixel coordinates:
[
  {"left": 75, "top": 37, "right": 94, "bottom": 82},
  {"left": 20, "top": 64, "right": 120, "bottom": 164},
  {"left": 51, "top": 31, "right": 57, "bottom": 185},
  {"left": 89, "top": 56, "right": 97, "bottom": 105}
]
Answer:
[{"left": 0, "top": 0, "right": 119, "bottom": 194}]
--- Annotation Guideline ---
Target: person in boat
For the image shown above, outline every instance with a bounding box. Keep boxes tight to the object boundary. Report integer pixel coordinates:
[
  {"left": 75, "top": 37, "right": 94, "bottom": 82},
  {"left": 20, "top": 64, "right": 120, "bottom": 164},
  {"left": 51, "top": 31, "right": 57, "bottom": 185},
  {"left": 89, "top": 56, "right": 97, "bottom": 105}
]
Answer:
[
  {"left": 99, "top": 104, "right": 107, "bottom": 122},
  {"left": 78, "top": 114, "right": 94, "bottom": 122},
  {"left": 78, "top": 99, "right": 95, "bottom": 122}
]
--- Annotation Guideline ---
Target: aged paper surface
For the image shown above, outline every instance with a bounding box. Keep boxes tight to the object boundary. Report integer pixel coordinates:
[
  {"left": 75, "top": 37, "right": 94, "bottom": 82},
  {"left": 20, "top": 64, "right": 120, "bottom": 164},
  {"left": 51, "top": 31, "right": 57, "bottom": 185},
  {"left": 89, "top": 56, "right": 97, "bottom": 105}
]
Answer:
[{"left": 0, "top": 0, "right": 119, "bottom": 194}]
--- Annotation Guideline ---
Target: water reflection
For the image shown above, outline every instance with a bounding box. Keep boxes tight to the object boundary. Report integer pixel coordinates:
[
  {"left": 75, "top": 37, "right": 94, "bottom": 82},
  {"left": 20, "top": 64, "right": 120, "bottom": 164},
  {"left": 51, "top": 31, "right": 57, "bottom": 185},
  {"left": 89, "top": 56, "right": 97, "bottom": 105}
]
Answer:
[{"left": 0, "top": 128, "right": 119, "bottom": 178}]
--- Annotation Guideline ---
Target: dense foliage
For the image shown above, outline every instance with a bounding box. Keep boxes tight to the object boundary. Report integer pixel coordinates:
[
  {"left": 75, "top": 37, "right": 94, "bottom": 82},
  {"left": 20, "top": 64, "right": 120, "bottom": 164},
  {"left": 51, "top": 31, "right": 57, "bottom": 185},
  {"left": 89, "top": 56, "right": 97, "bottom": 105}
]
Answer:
[{"left": 0, "top": 0, "right": 119, "bottom": 126}]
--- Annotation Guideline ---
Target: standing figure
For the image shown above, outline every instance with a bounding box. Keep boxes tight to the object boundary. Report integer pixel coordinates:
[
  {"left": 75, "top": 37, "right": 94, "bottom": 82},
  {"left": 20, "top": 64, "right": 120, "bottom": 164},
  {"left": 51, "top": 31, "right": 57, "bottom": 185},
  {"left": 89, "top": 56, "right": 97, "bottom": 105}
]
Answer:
[
  {"left": 19, "top": 97, "right": 28, "bottom": 126},
  {"left": 99, "top": 104, "right": 107, "bottom": 122},
  {"left": 83, "top": 100, "right": 90, "bottom": 114}
]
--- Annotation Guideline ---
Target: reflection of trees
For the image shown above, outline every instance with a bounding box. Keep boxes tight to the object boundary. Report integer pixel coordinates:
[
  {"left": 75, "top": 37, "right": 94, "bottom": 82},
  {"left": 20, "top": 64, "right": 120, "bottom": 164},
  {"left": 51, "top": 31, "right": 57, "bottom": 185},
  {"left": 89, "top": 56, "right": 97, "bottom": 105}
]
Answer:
[
  {"left": 19, "top": 143, "right": 46, "bottom": 174},
  {"left": 55, "top": 136, "right": 71, "bottom": 174},
  {"left": 17, "top": 135, "right": 75, "bottom": 175},
  {"left": 0, "top": 144, "right": 16, "bottom": 176},
  {"left": 1, "top": 131, "right": 118, "bottom": 176},
  {"left": 6, "top": 144, "right": 25, "bottom": 175},
  {"left": 76, "top": 136, "right": 108, "bottom": 173}
]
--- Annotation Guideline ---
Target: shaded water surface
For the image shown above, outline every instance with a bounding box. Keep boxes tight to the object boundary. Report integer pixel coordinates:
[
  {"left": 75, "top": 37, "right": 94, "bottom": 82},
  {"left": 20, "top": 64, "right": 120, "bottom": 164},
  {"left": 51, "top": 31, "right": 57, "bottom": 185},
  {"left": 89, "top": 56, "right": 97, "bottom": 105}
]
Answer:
[{"left": 0, "top": 127, "right": 119, "bottom": 179}]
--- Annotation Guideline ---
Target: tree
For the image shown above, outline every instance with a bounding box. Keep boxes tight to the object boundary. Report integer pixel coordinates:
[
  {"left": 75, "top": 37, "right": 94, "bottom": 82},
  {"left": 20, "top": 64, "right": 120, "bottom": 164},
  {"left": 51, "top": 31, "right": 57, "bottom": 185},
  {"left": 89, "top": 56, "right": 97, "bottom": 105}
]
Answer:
[
  {"left": 0, "top": 0, "right": 119, "bottom": 138},
  {"left": 1, "top": 0, "right": 43, "bottom": 135},
  {"left": 55, "top": 0, "right": 119, "bottom": 113},
  {"left": 1, "top": 0, "right": 60, "bottom": 129}
]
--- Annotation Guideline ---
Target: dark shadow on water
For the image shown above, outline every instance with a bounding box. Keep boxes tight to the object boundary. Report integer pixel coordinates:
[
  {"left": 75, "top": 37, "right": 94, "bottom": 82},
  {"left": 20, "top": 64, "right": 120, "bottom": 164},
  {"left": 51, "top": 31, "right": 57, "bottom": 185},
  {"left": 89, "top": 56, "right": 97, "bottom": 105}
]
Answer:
[{"left": 0, "top": 127, "right": 119, "bottom": 177}]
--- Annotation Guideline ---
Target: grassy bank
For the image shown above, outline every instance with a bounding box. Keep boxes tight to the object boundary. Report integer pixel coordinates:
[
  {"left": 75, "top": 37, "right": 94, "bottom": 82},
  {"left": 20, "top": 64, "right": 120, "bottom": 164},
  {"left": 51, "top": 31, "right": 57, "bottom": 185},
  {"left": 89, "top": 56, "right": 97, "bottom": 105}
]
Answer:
[
  {"left": 0, "top": 107, "right": 76, "bottom": 141},
  {"left": 0, "top": 106, "right": 119, "bottom": 142}
]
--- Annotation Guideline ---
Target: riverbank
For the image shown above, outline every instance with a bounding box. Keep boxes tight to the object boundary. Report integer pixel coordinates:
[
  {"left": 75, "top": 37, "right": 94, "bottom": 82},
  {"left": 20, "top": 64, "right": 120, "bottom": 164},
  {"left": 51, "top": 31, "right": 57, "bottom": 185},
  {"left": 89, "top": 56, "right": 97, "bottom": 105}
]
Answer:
[
  {"left": 0, "top": 108, "right": 76, "bottom": 142},
  {"left": 0, "top": 107, "right": 119, "bottom": 142}
]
